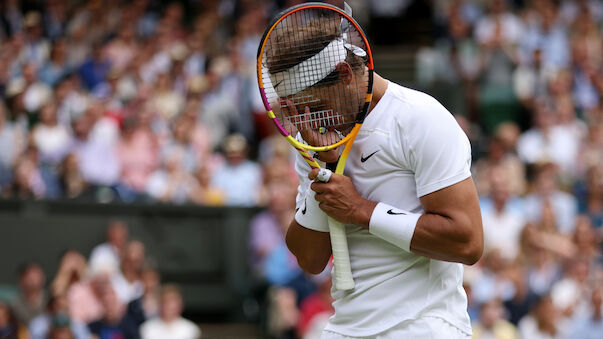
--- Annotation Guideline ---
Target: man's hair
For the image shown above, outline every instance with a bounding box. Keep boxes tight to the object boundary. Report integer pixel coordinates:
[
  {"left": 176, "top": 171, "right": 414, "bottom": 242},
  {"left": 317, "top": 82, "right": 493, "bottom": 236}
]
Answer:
[
  {"left": 266, "top": 16, "right": 341, "bottom": 74},
  {"left": 265, "top": 12, "right": 365, "bottom": 86},
  {"left": 17, "top": 261, "right": 42, "bottom": 277},
  {"left": 161, "top": 283, "right": 182, "bottom": 299}
]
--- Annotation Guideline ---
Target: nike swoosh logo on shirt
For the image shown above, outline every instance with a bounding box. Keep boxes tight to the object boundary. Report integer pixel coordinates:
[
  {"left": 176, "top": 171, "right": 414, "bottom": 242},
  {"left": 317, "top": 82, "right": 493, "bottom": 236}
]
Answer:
[
  {"left": 387, "top": 209, "right": 406, "bottom": 215},
  {"left": 360, "top": 150, "right": 380, "bottom": 163},
  {"left": 274, "top": 79, "right": 283, "bottom": 89}
]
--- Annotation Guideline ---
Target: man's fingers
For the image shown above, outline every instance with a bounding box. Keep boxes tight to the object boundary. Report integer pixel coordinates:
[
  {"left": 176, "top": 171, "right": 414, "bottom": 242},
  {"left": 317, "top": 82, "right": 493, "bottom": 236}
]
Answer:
[
  {"left": 308, "top": 168, "right": 319, "bottom": 181},
  {"left": 316, "top": 150, "right": 339, "bottom": 163}
]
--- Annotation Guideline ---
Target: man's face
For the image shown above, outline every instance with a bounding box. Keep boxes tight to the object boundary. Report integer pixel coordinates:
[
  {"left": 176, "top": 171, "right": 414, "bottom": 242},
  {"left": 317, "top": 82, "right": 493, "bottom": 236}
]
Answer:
[
  {"left": 160, "top": 292, "right": 182, "bottom": 321},
  {"left": 21, "top": 266, "right": 45, "bottom": 292},
  {"left": 284, "top": 63, "right": 366, "bottom": 147}
]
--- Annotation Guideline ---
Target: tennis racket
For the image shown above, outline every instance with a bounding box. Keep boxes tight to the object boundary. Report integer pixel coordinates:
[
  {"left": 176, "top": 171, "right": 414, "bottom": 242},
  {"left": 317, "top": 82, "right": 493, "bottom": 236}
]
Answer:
[{"left": 257, "top": 2, "right": 373, "bottom": 290}]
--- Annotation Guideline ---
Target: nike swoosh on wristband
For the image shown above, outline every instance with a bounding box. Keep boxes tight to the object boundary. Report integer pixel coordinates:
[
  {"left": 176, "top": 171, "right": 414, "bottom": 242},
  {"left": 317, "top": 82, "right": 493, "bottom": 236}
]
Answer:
[
  {"left": 360, "top": 150, "right": 380, "bottom": 163},
  {"left": 387, "top": 209, "right": 406, "bottom": 215},
  {"left": 302, "top": 198, "right": 307, "bottom": 215}
]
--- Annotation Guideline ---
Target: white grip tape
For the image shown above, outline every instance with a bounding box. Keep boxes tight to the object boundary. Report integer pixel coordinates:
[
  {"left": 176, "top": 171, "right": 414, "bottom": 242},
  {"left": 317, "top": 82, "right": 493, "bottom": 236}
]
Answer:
[
  {"left": 316, "top": 168, "right": 333, "bottom": 183},
  {"left": 329, "top": 217, "right": 355, "bottom": 290}
]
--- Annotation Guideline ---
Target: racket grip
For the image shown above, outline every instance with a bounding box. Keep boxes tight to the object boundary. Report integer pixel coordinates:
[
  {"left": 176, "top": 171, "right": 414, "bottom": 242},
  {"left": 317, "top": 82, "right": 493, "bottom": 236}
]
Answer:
[{"left": 328, "top": 217, "right": 355, "bottom": 290}]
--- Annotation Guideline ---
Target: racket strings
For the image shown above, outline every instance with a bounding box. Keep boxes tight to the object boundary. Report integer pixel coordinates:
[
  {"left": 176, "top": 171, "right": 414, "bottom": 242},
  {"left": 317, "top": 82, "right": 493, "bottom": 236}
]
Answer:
[
  {"left": 262, "top": 7, "right": 368, "bottom": 147},
  {"left": 288, "top": 109, "right": 342, "bottom": 129}
]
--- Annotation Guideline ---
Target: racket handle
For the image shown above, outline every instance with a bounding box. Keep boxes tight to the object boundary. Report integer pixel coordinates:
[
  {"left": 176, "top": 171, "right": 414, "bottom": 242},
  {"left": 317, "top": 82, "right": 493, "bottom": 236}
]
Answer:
[
  {"left": 316, "top": 168, "right": 355, "bottom": 290},
  {"left": 328, "top": 217, "right": 355, "bottom": 290}
]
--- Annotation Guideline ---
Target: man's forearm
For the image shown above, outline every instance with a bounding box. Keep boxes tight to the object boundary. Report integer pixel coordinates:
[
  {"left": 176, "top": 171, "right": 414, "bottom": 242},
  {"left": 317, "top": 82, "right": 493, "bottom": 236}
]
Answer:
[
  {"left": 409, "top": 213, "right": 482, "bottom": 265},
  {"left": 285, "top": 220, "right": 332, "bottom": 274}
]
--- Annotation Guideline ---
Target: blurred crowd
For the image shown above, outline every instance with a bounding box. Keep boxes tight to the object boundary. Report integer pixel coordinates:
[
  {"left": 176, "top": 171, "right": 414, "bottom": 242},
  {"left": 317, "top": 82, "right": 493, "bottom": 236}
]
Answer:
[
  {"left": 0, "top": 0, "right": 302, "bottom": 206},
  {"left": 0, "top": 221, "right": 201, "bottom": 339},
  {"left": 0, "top": 0, "right": 602, "bottom": 339}
]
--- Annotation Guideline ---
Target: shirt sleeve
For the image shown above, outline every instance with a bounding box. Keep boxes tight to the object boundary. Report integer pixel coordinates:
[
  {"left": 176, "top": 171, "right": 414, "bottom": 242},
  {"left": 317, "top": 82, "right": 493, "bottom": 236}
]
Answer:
[{"left": 404, "top": 97, "right": 472, "bottom": 197}]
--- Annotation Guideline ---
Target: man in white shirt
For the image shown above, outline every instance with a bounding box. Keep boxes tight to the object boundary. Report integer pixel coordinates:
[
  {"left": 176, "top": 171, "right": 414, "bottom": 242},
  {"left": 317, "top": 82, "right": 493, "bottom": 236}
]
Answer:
[
  {"left": 88, "top": 220, "right": 129, "bottom": 274},
  {"left": 140, "top": 284, "right": 200, "bottom": 339},
  {"left": 278, "top": 2, "right": 484, "bottom": 337}
]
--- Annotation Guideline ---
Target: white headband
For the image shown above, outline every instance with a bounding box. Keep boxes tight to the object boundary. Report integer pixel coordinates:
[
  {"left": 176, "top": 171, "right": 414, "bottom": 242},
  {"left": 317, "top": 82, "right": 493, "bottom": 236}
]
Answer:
[{"left": 270, "top": 39, "right": 347, "bottom": 97}]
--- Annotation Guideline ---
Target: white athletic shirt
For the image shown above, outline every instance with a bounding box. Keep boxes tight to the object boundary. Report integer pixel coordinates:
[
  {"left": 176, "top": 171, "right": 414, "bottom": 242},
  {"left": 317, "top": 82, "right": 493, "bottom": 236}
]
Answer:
[{"left": 294, "top": 82, "right": 473, "bottom": 337}]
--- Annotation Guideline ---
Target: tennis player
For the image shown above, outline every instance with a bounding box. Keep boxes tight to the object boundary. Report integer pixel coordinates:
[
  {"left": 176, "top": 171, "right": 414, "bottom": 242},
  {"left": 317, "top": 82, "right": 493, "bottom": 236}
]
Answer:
[{"left": 283, "top": 3, "right": 484, "bottom": 338}]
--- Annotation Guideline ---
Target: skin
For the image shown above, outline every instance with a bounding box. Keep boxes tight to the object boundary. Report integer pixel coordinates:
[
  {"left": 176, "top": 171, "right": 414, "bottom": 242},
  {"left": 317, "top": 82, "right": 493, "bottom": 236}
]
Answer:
[{"left": 285, "top": 71, "right": 483, "bottom": 274}]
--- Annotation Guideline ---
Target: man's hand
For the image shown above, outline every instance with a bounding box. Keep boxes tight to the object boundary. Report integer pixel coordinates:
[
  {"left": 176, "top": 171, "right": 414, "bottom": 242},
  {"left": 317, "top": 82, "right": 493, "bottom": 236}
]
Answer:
[
  {"left": 309, "top": 168, "right": 377, "bottom": 227},
  {"left": 282, "top": 99, "right": 339, "bottom": 163}
]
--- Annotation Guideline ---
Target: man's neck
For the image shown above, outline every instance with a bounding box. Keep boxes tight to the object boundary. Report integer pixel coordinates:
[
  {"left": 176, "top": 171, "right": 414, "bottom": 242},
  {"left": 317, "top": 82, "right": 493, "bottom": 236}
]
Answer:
[{"left": 368, "top": 73, "right": 388, "bottom": 113}]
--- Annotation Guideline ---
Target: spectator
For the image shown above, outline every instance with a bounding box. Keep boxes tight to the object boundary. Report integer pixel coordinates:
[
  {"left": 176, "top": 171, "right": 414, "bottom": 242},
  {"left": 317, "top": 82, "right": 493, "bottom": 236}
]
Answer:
[
  {"left": 58, "top": 153, "right": 89, "bottom": 199},
  {"left": 28, "top": 295, "right": 88, "bottom": 339},
  {"left": 471, "top": 249, "right": 515, "bottom": 305},
  {"left": 0, "top": 100, "right": 24, "bottom": 187},
  {"left": 78, "top": 43, "right": 110, "bottom": 91},
  {"left": 88, "top": 287, "right": 139, "bottom": 339},
  {"left": 249, "top": 179, "right": 297, "bottom": 280},
  {"left": 10, "top": 146, "right": 46, "bottom": 199},
  {"left": 297, "top": 272, "right": 333, "bottom": 339},
  {"left": 568, "top": 286, "right": 603, "bottom": 339},
  {"left": 145, "top": 150, "right": 198, "bottom": 204},
  {"left": 89, "top": 220, "right": 129, "bottom": 275},
  {"left": 127, "top": 265, "right": 161, "bottom": 327},
  {"left": 503, "top": 263, "right": 539, "bottom": 325},
  {"left": 520, "top": 225, "right": 562, "bottom": 297},
  {"left": 10, "top": 262, "right": 47, "bottom": 326},
  {"left": 479, "top": 166, "right": 526, "bottom": 261},
  {"left": 472, "top": 298, "right": 519, "bottom": 339},
  {"left": 474, "top": 122, "right": 526, "bottom": 197},
  {"left": 211, "top": 134, "right": 262, "bottom": 206},
  {"left": 50, "top": 250, "right": 87, "bottom": 298},
  {"left": 0, "top": 301, "right": 26, "bottom": 339},
  {"left": 67, "top": 269, "right": 109, "bottom": 325},
  {"left": 190, "top": 165, "right": 225, "bottom": 206},
  {"left": 523, "top": 164, "right": 578, "bottom": 235},
  {"left": 19, "top": 12, "right": 50, "bottom": 67},
  {"left": 550, "top": 258, "right": 592, "bottom": 319},
  {"left": 38, "top": 38, "right": 71, "bottom": 87},
  {"left": 517, "top": 105, "right": 580, "bottom": 176},
  {"left": 475, "top": 0, "right": 522, "bottom": 132},
  {"left": 71, "top": 102, "right": 121, "bottom": 189},
  {"left": 111, "top": 241, "right": 145, "bottom": 304},
  {"left": 140, "top": 284, "right": 200, "bottom": 339},
  {"left": 517, "top": 295, "right": 563, "bottom": 339},
  {"left": 116, "top": 110, "right": 160, "bottom": 197},
  {"left": 31, "top": 101, "right": 71, "bottom": 166}
]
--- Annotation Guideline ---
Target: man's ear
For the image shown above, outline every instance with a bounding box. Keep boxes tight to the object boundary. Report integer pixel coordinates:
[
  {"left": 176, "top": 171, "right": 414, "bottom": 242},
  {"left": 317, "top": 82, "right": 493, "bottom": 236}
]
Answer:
[{"left": 335, "top": 62, "right": 354, "bottom": 85}]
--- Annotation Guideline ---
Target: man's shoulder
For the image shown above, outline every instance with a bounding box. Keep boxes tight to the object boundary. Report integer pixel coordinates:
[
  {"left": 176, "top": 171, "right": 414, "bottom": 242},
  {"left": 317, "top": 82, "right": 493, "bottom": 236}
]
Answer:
[{"left": 383, "top": 82, "right": 451, "bottom": 121}]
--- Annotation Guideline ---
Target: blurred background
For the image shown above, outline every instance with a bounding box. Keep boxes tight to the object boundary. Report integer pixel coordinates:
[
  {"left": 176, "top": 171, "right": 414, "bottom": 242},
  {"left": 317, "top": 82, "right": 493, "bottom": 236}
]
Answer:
[{"left": 0, "top": 0, "right": 601, "bottom": 338}]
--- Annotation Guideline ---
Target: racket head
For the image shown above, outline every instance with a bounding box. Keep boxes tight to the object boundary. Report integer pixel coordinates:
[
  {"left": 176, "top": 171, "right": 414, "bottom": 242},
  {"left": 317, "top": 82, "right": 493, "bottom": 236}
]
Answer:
[{"left": 257, "top": 2, "right": 374, "bottom": 152}]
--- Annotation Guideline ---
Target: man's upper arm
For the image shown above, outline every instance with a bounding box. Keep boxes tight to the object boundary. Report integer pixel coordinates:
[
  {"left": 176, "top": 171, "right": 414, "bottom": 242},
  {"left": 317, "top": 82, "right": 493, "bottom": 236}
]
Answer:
[
  {"left": 420, "top": 177, "right": 482, "bottom": 226},
  {"left": 415, "top": 176, "right": 484, "bottom": 264}
]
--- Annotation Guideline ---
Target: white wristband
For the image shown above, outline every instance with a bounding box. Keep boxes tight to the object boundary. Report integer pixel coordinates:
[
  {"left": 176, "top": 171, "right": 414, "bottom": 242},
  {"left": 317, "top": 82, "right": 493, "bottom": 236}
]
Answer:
[
  {"left": 368, "top": 202, "right": 421, "bottom": 252},
  {"left": 295, "top": 189, "right": 330, "bottom": 232}
]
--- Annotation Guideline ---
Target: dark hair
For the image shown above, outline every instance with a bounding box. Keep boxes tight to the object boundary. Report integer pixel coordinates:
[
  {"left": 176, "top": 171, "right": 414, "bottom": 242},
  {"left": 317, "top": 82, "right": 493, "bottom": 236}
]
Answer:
[
  {"left": 17, "top": 261, "right": 42, "bottom": 277},
  {"left": 265, "top": 10, "right": 366, "bottom": 89}
]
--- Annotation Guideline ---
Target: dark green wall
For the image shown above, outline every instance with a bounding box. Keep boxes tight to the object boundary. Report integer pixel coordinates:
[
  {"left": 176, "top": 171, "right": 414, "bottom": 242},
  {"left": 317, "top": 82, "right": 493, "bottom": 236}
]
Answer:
[{"left": 0, "top": 200, "right": 262, "bottom": 321}]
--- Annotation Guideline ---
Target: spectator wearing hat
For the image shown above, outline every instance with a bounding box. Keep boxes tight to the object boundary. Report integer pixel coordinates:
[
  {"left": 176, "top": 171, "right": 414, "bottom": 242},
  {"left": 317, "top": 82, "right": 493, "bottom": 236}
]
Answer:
[{"left": 20, "top": 11, "right": 50, "bottom": 67}]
